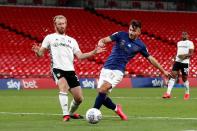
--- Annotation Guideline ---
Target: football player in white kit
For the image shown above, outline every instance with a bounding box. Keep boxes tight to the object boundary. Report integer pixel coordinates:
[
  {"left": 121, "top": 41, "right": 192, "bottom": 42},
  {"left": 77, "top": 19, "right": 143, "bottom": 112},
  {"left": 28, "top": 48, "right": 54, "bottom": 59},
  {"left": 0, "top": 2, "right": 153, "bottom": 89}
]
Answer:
[
  {"left": 163, "top": 32, "right": 194, "bottom": 100},
  {"left": 32, "top": 15, "right": 105, "bottom": 121}
]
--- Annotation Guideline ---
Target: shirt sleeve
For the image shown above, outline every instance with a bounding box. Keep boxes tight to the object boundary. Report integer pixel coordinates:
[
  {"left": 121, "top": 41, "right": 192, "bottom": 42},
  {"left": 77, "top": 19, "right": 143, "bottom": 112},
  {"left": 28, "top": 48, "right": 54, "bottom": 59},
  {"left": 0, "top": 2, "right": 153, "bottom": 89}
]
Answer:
[
  {"left": 189, "top": 41, "right": 194, "bottom": 49},
  {"left": 73, "top": 39, "right": 81, "bottom": 54},
  {"left": 140, "top": 46, "right": 150, "bottom": 58},
  {"left": 41, "top": 35, "right": 50, "bottom": 49},
  {"left": 109, "top": 32, "right": 121, "bottom": 42}
]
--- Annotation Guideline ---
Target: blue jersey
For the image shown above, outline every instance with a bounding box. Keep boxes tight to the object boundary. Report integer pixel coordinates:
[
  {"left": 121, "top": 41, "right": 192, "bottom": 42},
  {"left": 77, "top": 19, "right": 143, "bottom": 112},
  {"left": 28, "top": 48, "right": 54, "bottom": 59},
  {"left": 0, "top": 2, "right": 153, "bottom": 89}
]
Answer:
[{"left": 103, "top": 31, "right": 150, "bottom": 73}]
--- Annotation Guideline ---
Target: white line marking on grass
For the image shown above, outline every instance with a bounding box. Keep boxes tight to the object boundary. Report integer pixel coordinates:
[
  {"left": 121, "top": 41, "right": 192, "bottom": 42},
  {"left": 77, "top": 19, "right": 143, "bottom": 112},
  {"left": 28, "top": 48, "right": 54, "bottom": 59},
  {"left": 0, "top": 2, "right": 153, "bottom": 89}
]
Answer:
[
  {"left": 0, "top": 112, "right": 197, "bottom": 120},
  {"left": 127, "top": 116, "right": 197, "bottom": 120},
  {"left": 182, "top": 130, "right": 197, "bottom": 131},
  {"left": 111, "top": 97, "right": 197, "bottom": 100},
  {"left": 0, "top": 112, "right": 61, "bottom": 116}
]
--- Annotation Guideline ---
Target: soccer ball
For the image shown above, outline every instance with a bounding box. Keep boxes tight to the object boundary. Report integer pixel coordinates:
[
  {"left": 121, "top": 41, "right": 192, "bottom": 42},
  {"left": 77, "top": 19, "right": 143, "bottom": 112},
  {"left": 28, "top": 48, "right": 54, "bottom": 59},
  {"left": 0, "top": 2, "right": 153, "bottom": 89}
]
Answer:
[{"left": 86, "top": 108, "right": 102, "bottom": 124}]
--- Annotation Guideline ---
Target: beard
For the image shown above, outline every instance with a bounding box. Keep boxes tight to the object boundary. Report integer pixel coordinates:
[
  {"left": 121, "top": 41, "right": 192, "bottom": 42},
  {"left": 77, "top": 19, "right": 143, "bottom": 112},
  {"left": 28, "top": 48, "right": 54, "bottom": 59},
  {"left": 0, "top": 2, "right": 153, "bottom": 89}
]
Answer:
[
  {"left": 129, "top": 34, "right": 136, "bottom": 40},
  {"left": 56, "top": 27, "right": 65, "bottom": 34}
]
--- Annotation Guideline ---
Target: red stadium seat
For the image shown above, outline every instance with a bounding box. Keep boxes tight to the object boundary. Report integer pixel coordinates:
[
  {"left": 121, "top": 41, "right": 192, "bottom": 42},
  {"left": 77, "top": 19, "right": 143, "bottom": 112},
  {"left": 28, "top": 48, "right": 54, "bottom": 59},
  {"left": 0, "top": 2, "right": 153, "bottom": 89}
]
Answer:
[{"left": 0, "top": 6, "right": 196, "bottom": 78}]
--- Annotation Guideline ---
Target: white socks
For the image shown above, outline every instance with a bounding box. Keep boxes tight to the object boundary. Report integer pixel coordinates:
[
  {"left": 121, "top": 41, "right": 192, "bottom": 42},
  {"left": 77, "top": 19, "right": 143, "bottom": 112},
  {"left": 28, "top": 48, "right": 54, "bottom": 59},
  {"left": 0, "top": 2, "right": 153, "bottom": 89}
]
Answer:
[
  {"left": 59, "top": 92, "right": 69, "bottom": 116},
  {"left": 69, "top": 99, "right": 80, "bottom": 115},
  {"left": 167, "top": 78, "right": 175, "bottom": 94},
  {"left": 167, "top": 78, "right": 190, "bottom": 95},
  {"left": 184, "top": 80, "right": 190, "bottom": 94}
]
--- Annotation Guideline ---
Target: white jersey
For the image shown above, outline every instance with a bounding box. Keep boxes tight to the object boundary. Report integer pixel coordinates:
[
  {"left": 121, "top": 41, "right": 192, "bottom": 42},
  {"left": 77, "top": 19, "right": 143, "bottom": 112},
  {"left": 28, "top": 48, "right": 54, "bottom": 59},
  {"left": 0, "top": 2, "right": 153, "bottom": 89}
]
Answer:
[
  {"left": 175, "top": 40, "right": 194, "bottom": 64},
  {"left": 41, "top": 33, "right": 80, "bottom": 71}
]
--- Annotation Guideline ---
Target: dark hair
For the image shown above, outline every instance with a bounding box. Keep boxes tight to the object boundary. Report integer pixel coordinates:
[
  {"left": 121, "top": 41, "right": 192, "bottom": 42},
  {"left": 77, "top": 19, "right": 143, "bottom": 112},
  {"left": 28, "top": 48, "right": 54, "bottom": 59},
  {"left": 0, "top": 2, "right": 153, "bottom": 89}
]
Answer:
[
  {"left": 182, "top": 31, "right": 188, "bottom": 35},
  {"left": 130, "top": 19, "right": 141, "bottom": 29}
]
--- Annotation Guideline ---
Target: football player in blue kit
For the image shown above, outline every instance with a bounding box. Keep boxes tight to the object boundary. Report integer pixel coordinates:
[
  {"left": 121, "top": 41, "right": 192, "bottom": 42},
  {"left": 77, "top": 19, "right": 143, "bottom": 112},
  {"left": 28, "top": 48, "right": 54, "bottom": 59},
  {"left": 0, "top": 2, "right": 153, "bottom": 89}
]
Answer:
[{"left": 93, "top": 19, "right": 170, "bottom": 120}]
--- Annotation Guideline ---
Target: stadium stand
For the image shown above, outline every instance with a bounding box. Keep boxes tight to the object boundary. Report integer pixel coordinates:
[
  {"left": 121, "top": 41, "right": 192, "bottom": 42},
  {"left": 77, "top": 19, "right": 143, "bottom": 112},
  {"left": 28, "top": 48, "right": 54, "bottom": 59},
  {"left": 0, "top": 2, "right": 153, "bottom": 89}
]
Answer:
[{"left": 0, "top": 6, "right": 196, "bottom": 78}]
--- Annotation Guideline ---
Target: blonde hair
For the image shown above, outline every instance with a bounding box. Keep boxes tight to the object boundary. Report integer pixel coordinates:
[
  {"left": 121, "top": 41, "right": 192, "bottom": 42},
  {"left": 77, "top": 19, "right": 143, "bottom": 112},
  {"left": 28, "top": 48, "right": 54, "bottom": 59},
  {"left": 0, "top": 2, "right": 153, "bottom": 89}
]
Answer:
[{"left": 53, "top": 15, "right": 67, "bottom": 24}]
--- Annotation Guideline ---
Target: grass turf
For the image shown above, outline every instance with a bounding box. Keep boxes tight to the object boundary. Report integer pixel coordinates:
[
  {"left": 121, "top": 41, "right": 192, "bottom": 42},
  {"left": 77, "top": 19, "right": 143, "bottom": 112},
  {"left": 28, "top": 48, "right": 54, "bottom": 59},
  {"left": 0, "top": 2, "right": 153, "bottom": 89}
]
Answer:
[{"left": 0, "top": 88, "right": 197, "bottom": 131}]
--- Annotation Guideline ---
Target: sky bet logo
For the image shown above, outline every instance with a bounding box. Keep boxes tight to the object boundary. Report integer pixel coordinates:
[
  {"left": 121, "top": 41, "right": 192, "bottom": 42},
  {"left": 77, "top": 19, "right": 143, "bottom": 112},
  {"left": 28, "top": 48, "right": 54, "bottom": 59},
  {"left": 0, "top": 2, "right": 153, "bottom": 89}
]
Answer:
[
  {"left": 22, "top": 80, "right": 38, "bottom": 89},
  {"left": 80, "top": 78, "right": 96, "bottom": 89},
  {"left": 152, "top": 79, "right": 163, "bottom": 87},
  {"left": 5, "top": 79, "right": 38, "bottom": 90},
  {"left": 7, "top": 79, "right": 20, "bottom": 90}
]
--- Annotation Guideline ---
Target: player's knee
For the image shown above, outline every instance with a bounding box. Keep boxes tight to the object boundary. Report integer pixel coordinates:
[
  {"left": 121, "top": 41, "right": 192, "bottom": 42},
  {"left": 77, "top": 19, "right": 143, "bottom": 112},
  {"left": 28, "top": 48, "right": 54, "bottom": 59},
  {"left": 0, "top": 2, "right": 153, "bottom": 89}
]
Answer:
[
  {"left": 98, "top": 88, "right": 108, "bottom": 93},
  {"left": 182, "top": 76, "right": 188, "bottom": 82},
  {"left": 59, "top": 87, "right": 68, "bottom": 93},
  {"left": 170, "top": 72, "right": 178, "bottom": 79},
  {"left": 75, "top": 96, "right": 83, "bottom": 104},
  {"left": 98, "top": 86, "right": 111, "bottom": 93}
]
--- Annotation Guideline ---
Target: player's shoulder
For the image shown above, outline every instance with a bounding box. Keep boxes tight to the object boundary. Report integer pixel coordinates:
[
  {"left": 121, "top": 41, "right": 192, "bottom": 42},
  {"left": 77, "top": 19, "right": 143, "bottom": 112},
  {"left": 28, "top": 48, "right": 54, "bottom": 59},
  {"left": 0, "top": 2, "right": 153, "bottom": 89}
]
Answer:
[
  {"left": 136, "top": 38, "right": 146, "bottom": 47},
  {"left": 46, "top": 33, "right": 56, "bottom": 37},
  {"left": 178, "top": 40, "right": 193, "bottom": 45},
  {"left": 65, "top": 35, "right": 78, "bottom": 43},
  {"left": 118, "top": 31, "right": 128, "bottom": 35},
  {"left": 112, "top": 31, "right": 127, "bottom": 36},
  {"left": 187, "top": 40, "right": 194, "bottom": 44},
  {"left": 65, "top": 35, "right": 75, "bottom": 40},
  {"left": 43, "top": 33, "right": 58, "bottom": 40}
]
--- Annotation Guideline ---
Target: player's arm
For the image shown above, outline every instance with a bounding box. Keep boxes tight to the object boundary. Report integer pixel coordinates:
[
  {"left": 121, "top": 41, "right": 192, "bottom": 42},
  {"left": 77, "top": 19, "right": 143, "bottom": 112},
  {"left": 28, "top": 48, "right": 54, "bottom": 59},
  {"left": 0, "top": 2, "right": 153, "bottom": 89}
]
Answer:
[
  {"left": 75, "top": 46, "right": 105, "bottom": 60},
  {"left": 147, "top": 55, "right": 170, "bottom": 77},
  {"left": 98, "top": 36, "right": 113, "bottom": 47},
  {"left": 32, "top": 44, "right": 46, "bottom": 57},
  {"left": 178, "top": 49, "right": 194, "bottom": 60}
]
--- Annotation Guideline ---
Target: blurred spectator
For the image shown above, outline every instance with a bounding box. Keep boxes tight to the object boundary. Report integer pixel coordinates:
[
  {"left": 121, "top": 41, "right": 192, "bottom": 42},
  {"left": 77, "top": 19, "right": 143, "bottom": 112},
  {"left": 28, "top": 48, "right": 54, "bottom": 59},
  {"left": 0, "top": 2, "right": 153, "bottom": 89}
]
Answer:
[
  {"left": 176, "top": 1, "right": 186, "bottom": 11},
  {"left": 7, "top": 0, "right": 16, "bottom": 4},
  {"left": 58, "top": 0, "right": 68, "bottom": 6},
  {"left": 108, "top": 0, "right": 117, "bottom": 8},
  {"left": 33, "top": 0, "right": 42, "bottom": 5},
  {"left": 132, "top": 1, "right": 141, "bottom": 9},
  {"left": 85, "top": 0, "right": 94, "bottom": 9},
  {"left": 155, "top": 2, "right": 164, "bottom": 10}
]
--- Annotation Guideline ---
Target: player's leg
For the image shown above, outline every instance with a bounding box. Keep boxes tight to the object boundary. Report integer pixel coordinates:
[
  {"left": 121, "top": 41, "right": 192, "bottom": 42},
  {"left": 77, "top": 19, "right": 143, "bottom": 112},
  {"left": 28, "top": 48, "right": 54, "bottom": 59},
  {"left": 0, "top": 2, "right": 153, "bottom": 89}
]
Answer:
[
  {"left": 93, "top": 80, "right": 112, "bottom": 109},
  {"left": 102, "top": 94, "right": 116, "bottom": 110},
  {"left": 57, "top": 78, "right": 70, "bottom": 121},
  {"left": 181, "top": 64, "right": 190, "bottom": 100},
  {"left": 52, "top": 68, "right": 70, "bottom": 121},
  {"left": 101, "top": 70, "right": 121, "bottom": 110},
  {"left": 163, "top": 62, "right": 179, "bottom": 98},
  {"left": 69, "top": 86, "right": 84, "bottom": 119},
  {"left": 102, "top": 95, "right": 127, "bottom": 120},
  {"left": 94, "top": 69, "right": 127, "bottom": 120},
  {"left": 65, "top": 71, "right": 83, "bottom": 119},
  {"left": 166, "top": 71, "right": 178, "bottom": 95}
]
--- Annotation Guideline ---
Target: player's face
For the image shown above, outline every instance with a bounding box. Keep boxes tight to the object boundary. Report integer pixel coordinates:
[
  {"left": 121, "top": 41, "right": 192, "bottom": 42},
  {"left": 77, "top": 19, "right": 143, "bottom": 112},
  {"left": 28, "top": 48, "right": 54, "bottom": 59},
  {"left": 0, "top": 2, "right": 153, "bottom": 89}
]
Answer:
[
  {"left": 54, "top": 18, "right": 67, "bottom": 34},
  {"left": 182, "top": 32, "right": 188, "bottom": 40},
  {"left": 128, "top": 25, "right": 141, "bottom": 40}
]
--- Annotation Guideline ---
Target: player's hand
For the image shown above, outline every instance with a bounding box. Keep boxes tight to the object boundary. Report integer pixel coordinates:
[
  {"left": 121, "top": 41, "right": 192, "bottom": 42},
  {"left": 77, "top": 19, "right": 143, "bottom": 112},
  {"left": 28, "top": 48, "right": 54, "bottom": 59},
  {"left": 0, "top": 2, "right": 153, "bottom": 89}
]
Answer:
[
  {"left": 32, "top": 43, "right": 40, "bottom": 53},
  {"left": 163, "top": 71, "right": 172, "bottom": 78},
  {"left": 94, "top": 46, "right": 106, "bottom": 54},
  {"left": 98, "top": 41, "right": 105, "bottom": 47},
  {"left": 178, "top": 54, "right": 187, "bottom": 60}
]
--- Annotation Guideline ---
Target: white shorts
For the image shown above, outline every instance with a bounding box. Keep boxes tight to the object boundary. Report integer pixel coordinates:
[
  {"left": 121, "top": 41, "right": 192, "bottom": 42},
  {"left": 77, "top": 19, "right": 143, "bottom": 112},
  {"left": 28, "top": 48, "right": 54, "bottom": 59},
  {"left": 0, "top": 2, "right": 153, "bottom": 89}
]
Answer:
[{"left": 97, "top": 68, "right": 124, "bottom": 91}]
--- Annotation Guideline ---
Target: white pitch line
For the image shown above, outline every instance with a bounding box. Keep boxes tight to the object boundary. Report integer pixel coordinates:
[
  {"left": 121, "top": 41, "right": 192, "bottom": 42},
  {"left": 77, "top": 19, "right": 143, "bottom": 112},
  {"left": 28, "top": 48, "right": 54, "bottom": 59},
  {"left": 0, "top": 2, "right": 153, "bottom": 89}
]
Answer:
[
  {"left": 0, "top": 112, "right": 197, "bottom": 120},
  {"left": 0, "top": 112, "right": 61, "bottom": 116},
  {"left": 111, "top": 97, "right": 197, "bottom": 100},
  {"left": 183, "top": 130, "right": 197, "bottom": 131}
]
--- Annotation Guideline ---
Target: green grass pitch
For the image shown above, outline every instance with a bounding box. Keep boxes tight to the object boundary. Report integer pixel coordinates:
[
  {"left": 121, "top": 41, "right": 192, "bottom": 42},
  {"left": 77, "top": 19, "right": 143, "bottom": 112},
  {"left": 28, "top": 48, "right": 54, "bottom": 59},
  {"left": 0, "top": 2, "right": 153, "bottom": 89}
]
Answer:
[{"left": 0, "top": 88, "right": 197, "bottom": 131}]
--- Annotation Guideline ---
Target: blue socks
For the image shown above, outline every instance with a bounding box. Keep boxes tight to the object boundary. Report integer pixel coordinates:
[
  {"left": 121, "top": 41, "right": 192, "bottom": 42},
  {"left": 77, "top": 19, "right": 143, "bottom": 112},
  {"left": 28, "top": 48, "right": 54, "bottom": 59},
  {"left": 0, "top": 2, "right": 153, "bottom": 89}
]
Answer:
[
  {"left": 103, "top": 97, "right": 116, "bottom": 110},
  {"left": 93, "top": 92, "right": 106, "bottom": 109},
  {"left": 93, "top": 92, "right": 116, "bottom": 110}
]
